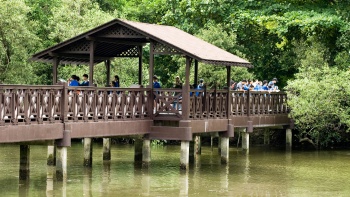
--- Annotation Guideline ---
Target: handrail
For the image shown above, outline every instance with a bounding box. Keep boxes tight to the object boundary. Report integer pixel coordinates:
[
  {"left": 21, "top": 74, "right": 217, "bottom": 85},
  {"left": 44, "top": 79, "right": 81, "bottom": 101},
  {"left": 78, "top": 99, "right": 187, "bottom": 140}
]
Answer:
[{"left": 0, "top": 85, "right": 288, "bottom": 126}]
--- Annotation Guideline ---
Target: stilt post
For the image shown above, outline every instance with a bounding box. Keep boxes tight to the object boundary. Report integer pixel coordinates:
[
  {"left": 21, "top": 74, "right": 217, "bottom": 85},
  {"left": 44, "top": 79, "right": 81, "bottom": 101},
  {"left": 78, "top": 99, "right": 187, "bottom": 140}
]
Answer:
[
  {"left": 84, "top": 138, "right": 93, "bottom": 167},
  {"left": 103, "top": 138, "right": 111, "bottom": 161},
  {"left": 19, "top": 145, "right": 30, "bottom": 180}
]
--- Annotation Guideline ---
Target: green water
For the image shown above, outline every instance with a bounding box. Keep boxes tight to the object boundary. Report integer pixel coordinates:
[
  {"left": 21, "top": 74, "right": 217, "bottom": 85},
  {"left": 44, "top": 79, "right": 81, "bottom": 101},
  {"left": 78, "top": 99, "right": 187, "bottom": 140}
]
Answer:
[{"left": 0, "top": 143, "right": 349, "bottom": 197}]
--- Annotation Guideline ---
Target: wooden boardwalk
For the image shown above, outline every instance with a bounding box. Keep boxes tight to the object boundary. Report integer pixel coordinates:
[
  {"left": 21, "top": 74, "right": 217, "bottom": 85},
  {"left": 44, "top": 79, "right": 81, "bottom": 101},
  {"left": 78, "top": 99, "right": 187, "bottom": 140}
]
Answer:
[{"left": 0, "top": 84, "right": 290, "bottom": 143}]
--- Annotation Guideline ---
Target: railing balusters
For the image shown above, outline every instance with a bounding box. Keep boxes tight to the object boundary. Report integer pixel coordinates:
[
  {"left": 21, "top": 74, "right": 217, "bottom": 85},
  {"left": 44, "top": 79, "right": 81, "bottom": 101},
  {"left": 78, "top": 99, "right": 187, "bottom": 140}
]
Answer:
[{"left": 0, "top": 85, "right": 288, "bottom": 126}]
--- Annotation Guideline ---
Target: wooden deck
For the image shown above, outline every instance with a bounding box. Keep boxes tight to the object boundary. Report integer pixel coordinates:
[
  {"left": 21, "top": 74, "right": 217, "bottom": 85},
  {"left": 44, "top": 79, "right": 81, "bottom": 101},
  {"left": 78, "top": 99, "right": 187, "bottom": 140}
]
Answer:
[{"left": 0, "top": 84, "right": 290, "bottom": 143}]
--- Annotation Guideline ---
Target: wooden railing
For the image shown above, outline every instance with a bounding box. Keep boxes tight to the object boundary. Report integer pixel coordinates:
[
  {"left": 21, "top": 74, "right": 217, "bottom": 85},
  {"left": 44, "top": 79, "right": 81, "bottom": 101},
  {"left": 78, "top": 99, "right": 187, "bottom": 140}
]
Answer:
[
  {"left": 189, "top": 89, "right": 288, "bottom": 119},
  {"left": 0, "top": 85, "right": 152, "bottom": 125},
  {"left": 0, "top": 85, "right": 288, "bottom": 125},
  {"left": 153, "top": 89, "right": 182, "bottom": 120}
]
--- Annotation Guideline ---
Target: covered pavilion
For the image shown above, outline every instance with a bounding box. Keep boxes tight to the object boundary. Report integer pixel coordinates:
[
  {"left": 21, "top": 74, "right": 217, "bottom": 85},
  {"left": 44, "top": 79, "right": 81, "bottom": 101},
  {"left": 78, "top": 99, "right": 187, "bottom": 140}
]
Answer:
[{"left": 31, "top": 18, "right": 252, "bottom": 87}]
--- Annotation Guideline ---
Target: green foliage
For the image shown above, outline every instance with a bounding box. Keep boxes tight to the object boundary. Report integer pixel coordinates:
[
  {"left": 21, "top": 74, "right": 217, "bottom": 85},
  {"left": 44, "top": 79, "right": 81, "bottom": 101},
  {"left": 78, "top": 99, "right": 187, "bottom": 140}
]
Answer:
[
  {"left": 151, "top": 139, "right": 166, "bottom": 146},
  {"left": 48, "top": 0, "right": 113, "bottom": 43},
  {"left": 286, "top": 40, "right": 350, "bottom": 147},
  {"left": 0, "top": 0, "right": 39, "bottom": 84}
]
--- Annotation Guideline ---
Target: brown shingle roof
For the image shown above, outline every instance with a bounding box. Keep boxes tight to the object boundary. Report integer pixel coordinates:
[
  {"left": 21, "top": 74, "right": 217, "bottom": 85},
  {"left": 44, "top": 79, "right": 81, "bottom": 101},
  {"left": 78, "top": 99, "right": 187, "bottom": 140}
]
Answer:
[
  {"left": 31, "top": 19, "right": 252, "bottom": 67},
  {"left": 120, "top": 19, "right": 251, "bottom": 67}
]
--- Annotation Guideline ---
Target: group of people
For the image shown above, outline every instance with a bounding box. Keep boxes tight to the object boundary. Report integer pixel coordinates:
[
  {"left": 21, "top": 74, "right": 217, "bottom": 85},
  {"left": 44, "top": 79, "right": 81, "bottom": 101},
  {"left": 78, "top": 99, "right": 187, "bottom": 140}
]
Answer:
[
  {"left": 67, "top": 74, "right": 90, "bottom": 86},
  {"left": 67, "top": 74, "right": 120, "bottom": 88},
  {"left": 231, "top": 78, "right": 279, "bottom": 92},
  {"left": 152, "top": 75, "right": 279, "bottom": 92}
]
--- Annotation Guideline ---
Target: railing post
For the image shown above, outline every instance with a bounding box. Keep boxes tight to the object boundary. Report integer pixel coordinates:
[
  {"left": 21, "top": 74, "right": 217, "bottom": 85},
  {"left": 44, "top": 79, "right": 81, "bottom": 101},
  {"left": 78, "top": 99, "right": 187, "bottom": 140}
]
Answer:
[
  {"left": 24, "top": 88, "right": 30, "bottom": 124},
  {"left": 0, "top": 87, "right": 3, "bottom": 126},
  {"left": 213, "top": 85, "right": 217, "bottom": 117},
  {"left": 11, "top": 88, "right": 17, "bottom": 125},
  {"left": 247, "top": 90, "right": 250, "bottom": 117},
  {"left": 182, "top": 56, "right": 191, "bottom": 120},
  {"left": 61, "top": 83, "right": 68, "bottom": 123}
]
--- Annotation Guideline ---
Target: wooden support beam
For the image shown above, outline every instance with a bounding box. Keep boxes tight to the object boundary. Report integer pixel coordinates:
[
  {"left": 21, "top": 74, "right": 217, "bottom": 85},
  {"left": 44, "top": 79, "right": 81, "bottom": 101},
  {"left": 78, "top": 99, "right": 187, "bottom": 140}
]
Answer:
[
  {"left": 89, "top": 41, "right": 95, "bottom": 86},
  {"left": 49, "top": 52, "right": 111, "bottom": 61},
  {"left": 53, "top": 57, "right": 60, "bottom": 85},
  {"left": 138, "top": 45, "right": 143, "bottom": 85},
  {"left": 19, "top": 145, "right": 30, "bottom": 180},
  {"left": 86, "top": 36, "right": 147, "bottom": 45},
  {"left": 105, "top": 60, "right": 111, "bottom": 87},
  {"left": 182, "top": 56, "right": 192, "bottom": 120},
  {"left": 149, "top": 42, "right": 154, "bottom": 87},
  {"left": 194, "top": 60, "right": 198, "bottom": 86}
]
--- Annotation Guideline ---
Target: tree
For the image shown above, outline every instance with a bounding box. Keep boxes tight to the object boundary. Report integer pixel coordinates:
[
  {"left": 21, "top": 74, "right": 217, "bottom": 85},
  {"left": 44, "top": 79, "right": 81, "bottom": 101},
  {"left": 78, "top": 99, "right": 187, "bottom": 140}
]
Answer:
[
  {"left": 0, "top": 0, "right": 39, "bottom": 84},
  {"left": 286, "top": 40, "right": 350, "bottom": 148}
]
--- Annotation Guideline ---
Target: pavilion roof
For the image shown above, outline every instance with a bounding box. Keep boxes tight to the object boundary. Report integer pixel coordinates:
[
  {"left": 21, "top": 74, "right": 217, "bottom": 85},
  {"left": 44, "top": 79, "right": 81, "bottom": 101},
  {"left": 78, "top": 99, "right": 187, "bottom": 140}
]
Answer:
[{"left": 31, "top": 19, "right": 252, "bottom": 67}]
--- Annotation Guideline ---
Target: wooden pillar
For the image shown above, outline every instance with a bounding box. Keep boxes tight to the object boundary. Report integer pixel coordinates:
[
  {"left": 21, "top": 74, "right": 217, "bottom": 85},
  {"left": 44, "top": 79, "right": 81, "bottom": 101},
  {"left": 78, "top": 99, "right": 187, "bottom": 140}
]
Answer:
[
  {"left": 89, "top": 41, "right": 95, "bottom": 86},
  {"left": 47, "top": 145, "right": 56, "bottom": 166},
  {"left": 218, "top": 136, "right": 221, "bottom": 154},
  {"left": 182, "top": 56, "right": 191, "bottom": 120},
  {"left": 56, "top": 146, "right": 67, "bottom": 181},
  {"left": 180, "top": 141, "right": 190, "bottom": 170},
  {"left": 241, "top": 128, "right": 249, "bottom": 150},
  {"left": 194, "top": 60, "right": 198, "bottom": 85},
  {"left": 138, "top": 45, "right": 143, "bottom": 85},
  {"left": 103, "top": 138, "right": 111, "bottom": 161},
  {"left": 264, "top": 128, "right": 270, "bottom": 145},
  {"left": 134, "top": 138, "right": 143, "bottom": 163},
  {"left": 19, "top": 145, "right": 30, "bottom": 180},
  {"left": 220, "top": 137, "right": 229, "bottom": 164},
  {"left": 142, "top": 139, "right": 151, "bottom": 168},
  {"left": 53, "top": 57, "right": 59, "bottom": 85},
  {"left": 194, "top": 135, "right": 201, "bottom": 155},
  {"left": 84, "top": 138, "right": 93, "bottom": 167},
  {"left": 226, "top": 66, "right": 231, "bottom": 117},
  {"left": 286, "top": 128, "right": 292, "bottom": 150},
  {"left": 105, "top": 60, "right": 111, "bottom": 87},
  {"left": 149, "top": 42, "right": 154, "bottom": 87},
  {"left": 189, "top": 140, "right": 195, "bottom": 164}
]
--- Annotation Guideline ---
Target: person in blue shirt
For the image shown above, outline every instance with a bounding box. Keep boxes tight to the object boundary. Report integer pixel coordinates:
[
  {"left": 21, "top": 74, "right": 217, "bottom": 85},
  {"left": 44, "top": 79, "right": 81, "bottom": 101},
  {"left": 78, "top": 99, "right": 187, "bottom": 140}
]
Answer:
[
  {"left": 196, "top": 79, "right": 204, "bottom": 96},
  {"left": 153, "top": 75, "right": 161, "bottom": 88},
  {"left": 236, "top": 80, "right": 247, "bottom": 91},
  {"left": 262, "top": 80, "right": 269, "bottom": 91},
  {"left": 153, "top": 75, "right": 161, "bottom": 112},
  {"left": 112, "top": 75, "right": 120, "bottom": 87},
  {"left": 80, "top": 74, "right": 89, "bottom": 86},
  {"left": 68, "top": 75, "right": 79, "bottom": 86},
  {"left": 254, "top": 81, "right": 262, "bottom": 91},
  {"left": 268, "top": 78, "right": 278, "bottom": 91}
]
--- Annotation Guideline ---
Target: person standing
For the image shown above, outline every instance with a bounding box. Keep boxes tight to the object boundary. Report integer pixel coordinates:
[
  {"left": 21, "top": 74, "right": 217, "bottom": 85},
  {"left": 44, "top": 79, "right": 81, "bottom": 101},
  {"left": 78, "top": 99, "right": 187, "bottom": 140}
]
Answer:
[
  {"left": 173, "top": 76, "right": 182, "bottom": 89},
  {"left": 195, "top": 79, "right": 204, "bottom": 96},
  {"left": 236, "top": 80, "right": 247, "bottom": 91},
  {"left": 68, "top": 75, "right": 79, "bottom": 86},
  {"left": 268, "top": 78, "right": 278, "bottom": 91},
  {"left": 153, "top": 75, "right": 161, "bottom": 112},
  {"left": 112, "top": 75, "right": 120, "bottom": 87},
  {"left": 173, "top": 76, "right": 182, "bottom": 110},
  {"left": 80, "top": 74, "right": 89, "bottom": 86}
]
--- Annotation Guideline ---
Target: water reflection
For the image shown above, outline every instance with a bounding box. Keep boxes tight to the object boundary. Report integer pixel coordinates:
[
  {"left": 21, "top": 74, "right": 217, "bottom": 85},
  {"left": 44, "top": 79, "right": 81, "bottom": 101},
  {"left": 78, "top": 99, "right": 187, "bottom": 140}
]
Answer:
[
  {"left": 141, "top": 169, "right": 150, "bottom": 196},
  {"left": 179, "top": 171, "right": 189, "bottom": 196},
  {"left": 1, "top": 144, "right": 350, "bottom": 196},
  {"left": 46, "top": 166, "right": 55, "bottom": 197},
  {"left": 18, "top": 179, "right": 29, "bottom": 197},
  {"left": 101, "top": 161, "right": 111, "bottom": 195},
  {"left": 220, "top": 164, "right": 229, "bottom": 192},
  {"left": 243, "top": 150, "right": 250, "bottom": 184},
  {"left": 83, "top": 168, "right": 92, "bottom": 197}
]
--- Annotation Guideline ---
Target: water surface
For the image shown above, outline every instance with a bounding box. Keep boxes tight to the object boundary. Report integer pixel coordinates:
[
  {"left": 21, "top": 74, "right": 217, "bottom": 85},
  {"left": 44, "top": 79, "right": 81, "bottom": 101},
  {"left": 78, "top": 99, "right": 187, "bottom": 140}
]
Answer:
[{"left": 0, "top": 143, "right": 349, "bottom": 196}]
